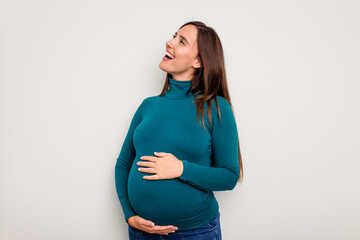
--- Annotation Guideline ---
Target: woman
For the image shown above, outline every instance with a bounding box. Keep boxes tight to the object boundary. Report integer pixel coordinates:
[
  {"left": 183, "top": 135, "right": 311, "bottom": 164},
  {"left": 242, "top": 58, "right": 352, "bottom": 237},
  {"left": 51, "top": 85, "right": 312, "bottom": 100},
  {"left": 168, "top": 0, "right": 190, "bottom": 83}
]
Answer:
[{"left": 115, "top": 21, "right": 244, "bottom": 240}]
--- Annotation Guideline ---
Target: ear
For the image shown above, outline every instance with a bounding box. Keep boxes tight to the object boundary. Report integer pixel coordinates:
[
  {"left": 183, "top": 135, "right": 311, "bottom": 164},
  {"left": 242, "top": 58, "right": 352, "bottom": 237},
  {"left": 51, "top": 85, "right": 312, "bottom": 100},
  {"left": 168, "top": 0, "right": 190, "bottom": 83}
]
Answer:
[{"left": 193, "top": 57, "right": 201, "bottom": 69}]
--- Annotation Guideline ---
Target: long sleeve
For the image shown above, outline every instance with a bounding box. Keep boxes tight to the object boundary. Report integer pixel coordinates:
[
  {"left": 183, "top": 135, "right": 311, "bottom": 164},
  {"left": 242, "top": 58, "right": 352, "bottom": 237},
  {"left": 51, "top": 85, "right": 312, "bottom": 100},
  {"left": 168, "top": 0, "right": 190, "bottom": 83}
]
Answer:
[
  {"left": 114, "top": 100, "right": 144, "bottom": 223},
  {"left": 178, "top": 98, "right": 240, "bottom": 192}
]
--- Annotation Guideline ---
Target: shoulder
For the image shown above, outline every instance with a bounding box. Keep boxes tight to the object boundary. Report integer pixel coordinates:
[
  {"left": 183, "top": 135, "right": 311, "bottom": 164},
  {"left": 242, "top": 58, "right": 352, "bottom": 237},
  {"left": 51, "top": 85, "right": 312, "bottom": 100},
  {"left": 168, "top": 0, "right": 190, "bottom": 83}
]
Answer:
[
  {"left": 202, "top": 96, "right": 232, "bottom": 114},
  {"left": 209, "top": 96, "right": 232, "bottom": 113},
  {"left": 140, "top": 96, "right": 157, "bottom": 105},
  {"left": 209, "top": 96, "right": 235, "bottom": 124},
  {"left": 137, "top": 96, "right": 161, "bottom": 110},
  {"left": 214, "top": 96, "right": 230, "bottom": 107}
]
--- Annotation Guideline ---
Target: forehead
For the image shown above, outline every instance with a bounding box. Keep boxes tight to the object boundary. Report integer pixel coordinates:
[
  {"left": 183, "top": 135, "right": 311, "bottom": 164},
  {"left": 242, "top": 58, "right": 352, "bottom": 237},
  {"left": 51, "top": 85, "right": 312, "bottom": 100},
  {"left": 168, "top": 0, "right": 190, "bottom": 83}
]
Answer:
[{"left": 178, "top": 25, "right": 198, "bottom": 45}]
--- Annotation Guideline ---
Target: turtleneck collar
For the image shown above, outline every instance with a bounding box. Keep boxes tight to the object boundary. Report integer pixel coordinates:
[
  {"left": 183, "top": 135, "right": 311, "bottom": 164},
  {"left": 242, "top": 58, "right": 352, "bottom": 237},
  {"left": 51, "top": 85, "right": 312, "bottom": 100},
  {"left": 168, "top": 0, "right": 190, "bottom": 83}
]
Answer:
[{"left": 163, "top": 77, "right": 194, "bottom": 100}]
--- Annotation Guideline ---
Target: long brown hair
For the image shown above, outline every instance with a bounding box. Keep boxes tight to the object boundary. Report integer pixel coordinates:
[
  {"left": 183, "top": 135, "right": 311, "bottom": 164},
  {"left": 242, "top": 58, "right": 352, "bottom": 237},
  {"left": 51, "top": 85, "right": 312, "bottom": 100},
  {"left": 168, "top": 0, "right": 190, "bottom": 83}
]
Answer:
[{"left": 159, "top": 21, "right": 243, "bottom": 183}]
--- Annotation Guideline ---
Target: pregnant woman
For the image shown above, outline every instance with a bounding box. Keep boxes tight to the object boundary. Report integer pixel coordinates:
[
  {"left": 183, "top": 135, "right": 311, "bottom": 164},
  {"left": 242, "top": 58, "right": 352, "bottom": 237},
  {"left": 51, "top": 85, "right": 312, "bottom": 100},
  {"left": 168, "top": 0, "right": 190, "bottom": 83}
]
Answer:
[{"left": 115, "top": 21, "right": 244, "bottom": 240}]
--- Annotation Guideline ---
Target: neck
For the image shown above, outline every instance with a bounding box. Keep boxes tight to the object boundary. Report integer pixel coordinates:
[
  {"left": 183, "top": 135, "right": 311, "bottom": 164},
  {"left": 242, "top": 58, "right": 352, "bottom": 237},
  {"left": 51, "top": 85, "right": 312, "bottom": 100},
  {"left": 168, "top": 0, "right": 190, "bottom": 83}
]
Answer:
[{"left": 163, "top": 77, "right": 194, "bottom": 100}]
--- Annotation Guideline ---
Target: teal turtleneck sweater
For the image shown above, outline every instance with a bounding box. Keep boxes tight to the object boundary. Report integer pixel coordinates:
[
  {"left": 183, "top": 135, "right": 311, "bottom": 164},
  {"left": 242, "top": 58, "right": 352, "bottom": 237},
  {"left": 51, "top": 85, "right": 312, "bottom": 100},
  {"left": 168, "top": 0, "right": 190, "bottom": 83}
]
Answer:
[{"left": 115, "top": 77, "right": 239, "bottom": 230}]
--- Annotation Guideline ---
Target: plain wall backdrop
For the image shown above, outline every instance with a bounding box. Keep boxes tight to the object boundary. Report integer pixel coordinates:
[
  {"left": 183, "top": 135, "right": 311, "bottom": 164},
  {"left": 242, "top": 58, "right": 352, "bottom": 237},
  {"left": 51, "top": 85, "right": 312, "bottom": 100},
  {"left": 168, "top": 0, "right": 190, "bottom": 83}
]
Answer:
[{"left": 1, "top": 0, "right": 359, "bottom": 239}]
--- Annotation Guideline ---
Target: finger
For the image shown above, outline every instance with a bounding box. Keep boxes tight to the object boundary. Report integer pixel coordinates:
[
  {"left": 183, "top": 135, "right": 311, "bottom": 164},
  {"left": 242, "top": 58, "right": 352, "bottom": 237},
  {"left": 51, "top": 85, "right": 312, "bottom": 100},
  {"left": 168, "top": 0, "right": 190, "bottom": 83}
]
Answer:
[
  {"left": 154, "top": 152, "right": 167, "bottom": 156},
  {"left": 140, "top": 156, "right": 157, "bottom": 162},
  {"left": 153, "top": 225, "right": 177, "bottom": 231},
  {"left": 138, "top": 167, "right": 156, "bottom": 173},
  {"left": 158, "top": 229, "right": 177, "bottom": 235},
  {"left": 151, "top": 229, "right": 175, "bottom": 235},
  {"left": 142, "top": 227, "right": 168, "bottom": 235},
  {"left": 137, "top": 161, "right": 155, "bottom": 167},
  {"left": 143, "top": 174, "right": 159, "bottom": 180},
  {"left": 150, "top": 226, "right": 177, "bottom": 235},
  {"left": 155, "top": 228, "right": 172, "bottom": 235},
  {"left": 139, "top": 219, "right": 155, "bottom": 227}
]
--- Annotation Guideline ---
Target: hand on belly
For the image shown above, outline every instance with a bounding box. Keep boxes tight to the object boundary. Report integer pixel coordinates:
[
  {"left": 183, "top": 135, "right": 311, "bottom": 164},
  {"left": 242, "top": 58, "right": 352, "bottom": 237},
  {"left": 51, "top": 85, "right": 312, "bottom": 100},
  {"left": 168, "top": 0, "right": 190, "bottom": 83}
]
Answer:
[
  {"left": 137, "top": 152, "right": 184, "bottom": 180},
  {"left": 128, "top": 215, "right": 178, "bottom": 235}
]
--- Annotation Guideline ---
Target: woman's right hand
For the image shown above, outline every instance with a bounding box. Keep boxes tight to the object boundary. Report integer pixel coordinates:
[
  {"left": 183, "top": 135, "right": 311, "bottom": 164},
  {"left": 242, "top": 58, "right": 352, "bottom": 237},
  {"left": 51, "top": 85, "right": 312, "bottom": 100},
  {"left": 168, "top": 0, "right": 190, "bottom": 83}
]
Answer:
[{"left": 127, "top": 215, "right": 178, "bottom": 235}]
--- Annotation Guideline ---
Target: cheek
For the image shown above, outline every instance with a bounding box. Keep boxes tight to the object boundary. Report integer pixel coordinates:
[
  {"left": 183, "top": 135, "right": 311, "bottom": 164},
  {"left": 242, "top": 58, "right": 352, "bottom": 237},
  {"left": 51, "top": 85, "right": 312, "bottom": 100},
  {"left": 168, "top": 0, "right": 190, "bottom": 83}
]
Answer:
[{"left": 175, "top": 52, "right": 193, "bottom": 65}]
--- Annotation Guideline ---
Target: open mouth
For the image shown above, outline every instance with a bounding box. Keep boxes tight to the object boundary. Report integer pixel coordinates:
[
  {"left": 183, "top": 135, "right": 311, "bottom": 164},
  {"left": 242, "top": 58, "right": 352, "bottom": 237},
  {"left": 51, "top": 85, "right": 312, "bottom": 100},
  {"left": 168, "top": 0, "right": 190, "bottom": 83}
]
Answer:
[{"left": 164, "top": 51, "right": 174, "bottom": 60}]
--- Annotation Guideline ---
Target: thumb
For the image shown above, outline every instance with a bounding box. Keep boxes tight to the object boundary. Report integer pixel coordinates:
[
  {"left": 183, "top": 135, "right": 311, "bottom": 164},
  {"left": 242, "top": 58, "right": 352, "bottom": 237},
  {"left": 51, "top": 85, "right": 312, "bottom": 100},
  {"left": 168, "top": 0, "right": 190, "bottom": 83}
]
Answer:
[
  {"left": 154, "top": 152, "right": 166, "bottom": 156},
  {"left": 143, "top": 220, "right": 155, "bottom": 227}
]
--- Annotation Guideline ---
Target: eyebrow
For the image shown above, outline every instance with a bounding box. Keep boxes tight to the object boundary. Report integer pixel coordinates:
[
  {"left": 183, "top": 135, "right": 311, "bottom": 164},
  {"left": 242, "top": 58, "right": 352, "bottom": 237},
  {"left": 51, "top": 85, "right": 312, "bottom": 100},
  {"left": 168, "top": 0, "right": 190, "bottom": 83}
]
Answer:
[{"left": 174, "top": 32, "right": 190, "bottom": 45}]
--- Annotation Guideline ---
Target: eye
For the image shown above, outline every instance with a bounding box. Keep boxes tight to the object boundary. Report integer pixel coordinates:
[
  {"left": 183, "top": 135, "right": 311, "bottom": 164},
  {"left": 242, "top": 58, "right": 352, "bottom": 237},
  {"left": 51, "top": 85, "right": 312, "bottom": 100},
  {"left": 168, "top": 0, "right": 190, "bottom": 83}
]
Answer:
[{"left": 172, "top": 34, "right": 185, "bottom": 45}]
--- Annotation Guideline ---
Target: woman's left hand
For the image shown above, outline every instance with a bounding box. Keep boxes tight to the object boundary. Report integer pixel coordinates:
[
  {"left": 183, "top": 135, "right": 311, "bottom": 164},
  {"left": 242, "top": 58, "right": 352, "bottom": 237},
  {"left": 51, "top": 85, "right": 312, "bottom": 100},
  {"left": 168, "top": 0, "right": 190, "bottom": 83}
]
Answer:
[{"left": 137, "top": 152, "right": 184, "bottom": 180}]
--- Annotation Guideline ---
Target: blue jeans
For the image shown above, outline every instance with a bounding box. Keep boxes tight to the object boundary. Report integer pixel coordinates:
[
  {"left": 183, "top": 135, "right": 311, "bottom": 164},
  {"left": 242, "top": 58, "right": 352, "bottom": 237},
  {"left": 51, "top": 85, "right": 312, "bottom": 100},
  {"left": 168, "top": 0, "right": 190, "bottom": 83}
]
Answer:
[{"left": 128, "top": 211, "right": 222, "bottom": 240}]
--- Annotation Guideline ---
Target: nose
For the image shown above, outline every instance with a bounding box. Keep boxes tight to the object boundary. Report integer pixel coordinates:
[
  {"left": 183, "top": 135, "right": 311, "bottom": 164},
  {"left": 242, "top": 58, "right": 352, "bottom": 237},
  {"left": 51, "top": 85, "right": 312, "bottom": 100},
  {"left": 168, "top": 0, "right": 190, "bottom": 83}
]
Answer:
[
  {"left": 166, "top": 40, "right": 173, "bottom": 48},
  {"left": 166, "top": 37, "right": 177, "bottom": 48}
]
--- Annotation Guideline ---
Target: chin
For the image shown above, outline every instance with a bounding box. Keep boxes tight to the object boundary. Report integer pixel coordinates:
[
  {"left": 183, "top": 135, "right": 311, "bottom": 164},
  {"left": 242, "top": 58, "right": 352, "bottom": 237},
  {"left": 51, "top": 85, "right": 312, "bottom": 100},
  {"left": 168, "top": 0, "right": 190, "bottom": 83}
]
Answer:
[{"left": 159, "top": 62, "right": 169, "bottom": 72}]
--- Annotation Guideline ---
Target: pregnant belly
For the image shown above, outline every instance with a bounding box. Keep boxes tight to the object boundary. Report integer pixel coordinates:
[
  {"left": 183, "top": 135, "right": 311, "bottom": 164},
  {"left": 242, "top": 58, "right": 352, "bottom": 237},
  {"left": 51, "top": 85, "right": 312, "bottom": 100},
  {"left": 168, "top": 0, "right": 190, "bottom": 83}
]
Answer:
[{"left": 127, "top": 161, "right": 212, "bottom": 226}]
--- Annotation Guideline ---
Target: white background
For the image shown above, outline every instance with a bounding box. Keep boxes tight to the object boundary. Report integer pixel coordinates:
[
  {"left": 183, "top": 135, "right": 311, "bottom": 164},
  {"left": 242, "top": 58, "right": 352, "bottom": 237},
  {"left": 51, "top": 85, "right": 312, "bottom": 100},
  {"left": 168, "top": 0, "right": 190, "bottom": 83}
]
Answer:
[{"left": 1, "top": 0, "right": 359, "bottom": 239}]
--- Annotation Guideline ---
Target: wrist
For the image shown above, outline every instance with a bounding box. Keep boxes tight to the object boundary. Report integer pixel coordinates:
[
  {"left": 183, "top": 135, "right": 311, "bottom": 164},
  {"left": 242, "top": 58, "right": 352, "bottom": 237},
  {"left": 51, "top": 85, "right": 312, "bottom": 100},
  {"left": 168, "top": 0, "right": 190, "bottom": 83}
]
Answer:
[
  {"left": 178, "top": 160, "right": 184, "bottom": 177},
  {"left": 127, "top": 215, "right": 136, "bottom": 224}
]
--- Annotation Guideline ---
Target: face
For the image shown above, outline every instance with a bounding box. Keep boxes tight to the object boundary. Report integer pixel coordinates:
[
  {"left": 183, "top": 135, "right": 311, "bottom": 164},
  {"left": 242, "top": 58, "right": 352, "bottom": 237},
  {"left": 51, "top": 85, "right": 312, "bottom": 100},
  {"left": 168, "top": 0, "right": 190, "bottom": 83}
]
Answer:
[{"left": 159, "top": 24, "right": 201, "bottom": 80}]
